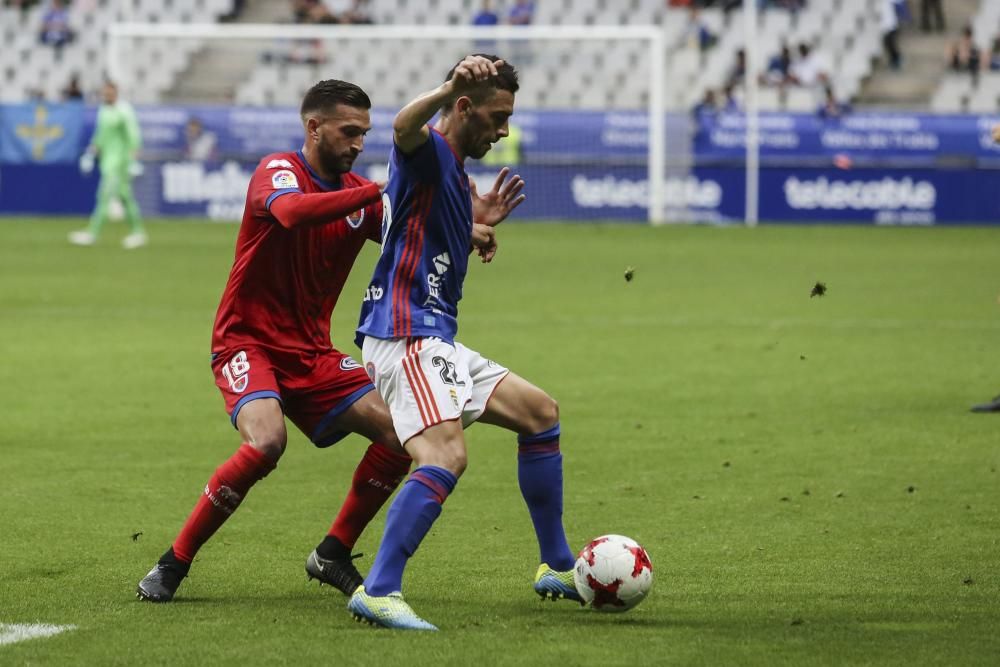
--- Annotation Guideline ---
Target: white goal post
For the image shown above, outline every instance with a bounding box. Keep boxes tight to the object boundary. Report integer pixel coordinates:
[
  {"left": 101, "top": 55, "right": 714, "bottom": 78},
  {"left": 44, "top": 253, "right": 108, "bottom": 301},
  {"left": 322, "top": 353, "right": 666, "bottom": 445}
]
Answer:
[{"left": 107, "top": 22, "right": 668, "bottom": 224}]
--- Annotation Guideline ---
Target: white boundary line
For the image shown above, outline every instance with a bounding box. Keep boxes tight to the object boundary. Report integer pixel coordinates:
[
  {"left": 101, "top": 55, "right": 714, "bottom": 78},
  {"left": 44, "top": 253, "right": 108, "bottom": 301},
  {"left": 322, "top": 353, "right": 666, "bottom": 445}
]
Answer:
[{"left": 0, "top": 623, "right": 77, "bottom": 647}]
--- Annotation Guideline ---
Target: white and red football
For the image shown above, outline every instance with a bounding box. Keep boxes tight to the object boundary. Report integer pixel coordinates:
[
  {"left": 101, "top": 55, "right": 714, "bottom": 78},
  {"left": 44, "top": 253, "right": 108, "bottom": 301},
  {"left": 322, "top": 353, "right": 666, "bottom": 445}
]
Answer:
[{"left": 573, "top": 535, "right": 653, "bottom": 613}]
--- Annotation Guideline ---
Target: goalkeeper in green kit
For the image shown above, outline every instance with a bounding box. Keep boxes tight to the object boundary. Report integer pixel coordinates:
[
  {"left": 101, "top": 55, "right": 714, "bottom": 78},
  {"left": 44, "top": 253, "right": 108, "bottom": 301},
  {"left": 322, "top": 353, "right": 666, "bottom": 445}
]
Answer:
[{"left": 70, "top": 81, "right": 147, "bottom": 249}]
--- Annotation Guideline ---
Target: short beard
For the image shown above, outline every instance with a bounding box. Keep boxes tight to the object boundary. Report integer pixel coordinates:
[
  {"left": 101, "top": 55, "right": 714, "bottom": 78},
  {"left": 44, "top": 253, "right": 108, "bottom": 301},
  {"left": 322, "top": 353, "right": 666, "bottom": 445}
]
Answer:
[{"left": 317, "top": 136, "right": 350, "bottom": 175}]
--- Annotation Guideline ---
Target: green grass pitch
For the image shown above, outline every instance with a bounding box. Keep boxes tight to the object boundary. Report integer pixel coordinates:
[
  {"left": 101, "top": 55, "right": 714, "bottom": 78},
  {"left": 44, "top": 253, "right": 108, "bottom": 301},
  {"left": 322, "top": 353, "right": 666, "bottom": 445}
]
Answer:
[{"left": 2, "top": 218, "right": 999, "bottom": 665}]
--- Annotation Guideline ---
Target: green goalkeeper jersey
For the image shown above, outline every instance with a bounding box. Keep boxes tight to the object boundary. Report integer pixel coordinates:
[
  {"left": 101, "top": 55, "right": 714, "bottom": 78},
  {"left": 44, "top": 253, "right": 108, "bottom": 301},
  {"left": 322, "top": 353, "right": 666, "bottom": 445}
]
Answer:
[{"left": 90, "top": 101, "right": 141, "bottom": 171}]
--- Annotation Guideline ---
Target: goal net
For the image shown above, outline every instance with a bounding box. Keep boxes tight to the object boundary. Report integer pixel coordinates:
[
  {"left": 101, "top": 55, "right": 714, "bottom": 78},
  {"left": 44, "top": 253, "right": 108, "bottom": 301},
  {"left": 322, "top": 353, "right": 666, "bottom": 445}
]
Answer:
[{"left": 108, "top": 23, "right": 670, "bottom": 223}]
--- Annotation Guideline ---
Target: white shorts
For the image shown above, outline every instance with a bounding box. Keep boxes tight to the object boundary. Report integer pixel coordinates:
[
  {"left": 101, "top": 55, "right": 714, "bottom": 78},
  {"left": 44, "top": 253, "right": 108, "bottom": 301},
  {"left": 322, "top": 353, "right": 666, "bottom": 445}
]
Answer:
[{"left": 361, "top": 336, "right": 510, "bottom": 445}]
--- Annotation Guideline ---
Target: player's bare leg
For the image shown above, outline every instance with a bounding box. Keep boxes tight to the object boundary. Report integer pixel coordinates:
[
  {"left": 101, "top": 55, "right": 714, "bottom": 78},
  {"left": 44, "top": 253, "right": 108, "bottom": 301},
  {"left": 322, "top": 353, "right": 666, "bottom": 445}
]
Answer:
[
  {"left": 137, "top": 399, "right": 284, "bottom": 602},
  {"left": 306, "top": 391, "right": 412, "bottom": 595},
  {"left": 479, "top": 373, "right": 581, "bottom": 603},
  {"left": 348, "top": 419, "right": 466, "bottom": 630}
]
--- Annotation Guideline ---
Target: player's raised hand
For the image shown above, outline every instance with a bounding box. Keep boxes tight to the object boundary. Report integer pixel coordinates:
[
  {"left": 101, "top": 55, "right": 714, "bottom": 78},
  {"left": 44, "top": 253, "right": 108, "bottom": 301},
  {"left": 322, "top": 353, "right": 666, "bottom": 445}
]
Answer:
[
  {"left": 470, "top": 167, "right": 525, "bottom": 227},
  {"left": 449, "top": 55, "right": 504, "bottom": 92},
  {"left": 470, "top": 223, "right": 498, "bottom": 263}
]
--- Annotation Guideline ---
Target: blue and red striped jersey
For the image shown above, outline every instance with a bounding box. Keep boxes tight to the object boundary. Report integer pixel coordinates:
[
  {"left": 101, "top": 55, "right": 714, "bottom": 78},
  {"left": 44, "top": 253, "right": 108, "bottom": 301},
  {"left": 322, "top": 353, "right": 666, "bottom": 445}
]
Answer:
[{"left": 356, "top": 128, "right": 472, "bottom": 345}]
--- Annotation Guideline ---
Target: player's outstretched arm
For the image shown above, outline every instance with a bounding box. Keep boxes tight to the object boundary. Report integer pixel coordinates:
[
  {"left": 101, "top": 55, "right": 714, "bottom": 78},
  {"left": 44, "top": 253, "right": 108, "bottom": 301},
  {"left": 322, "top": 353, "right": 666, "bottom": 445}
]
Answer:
[
  {"left": 393, "top": 55, "right": 503, "bottom": 154},
  {"left": 471, "top": 167, "right": 525, "bottom": 227},
  {"left": 269, "top": 183, "right": 381, "bottom": 229}
]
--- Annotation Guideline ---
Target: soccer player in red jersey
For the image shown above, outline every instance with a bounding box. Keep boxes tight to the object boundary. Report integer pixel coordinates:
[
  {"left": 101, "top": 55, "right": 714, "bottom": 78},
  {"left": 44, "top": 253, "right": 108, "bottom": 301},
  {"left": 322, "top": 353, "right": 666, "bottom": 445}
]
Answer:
[{"left": 136, "top": 80, "right": 416, "bottom": 602}]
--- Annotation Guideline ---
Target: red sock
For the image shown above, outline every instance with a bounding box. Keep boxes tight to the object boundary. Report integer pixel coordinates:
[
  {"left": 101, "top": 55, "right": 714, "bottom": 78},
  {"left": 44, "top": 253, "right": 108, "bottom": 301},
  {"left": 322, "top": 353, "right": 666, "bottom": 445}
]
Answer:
[
  {"left": 327, "top": 442, "right": 412, "bottom": 548},
  {"left": 172, "top": 443, "right": 276, "bottom": 564}
]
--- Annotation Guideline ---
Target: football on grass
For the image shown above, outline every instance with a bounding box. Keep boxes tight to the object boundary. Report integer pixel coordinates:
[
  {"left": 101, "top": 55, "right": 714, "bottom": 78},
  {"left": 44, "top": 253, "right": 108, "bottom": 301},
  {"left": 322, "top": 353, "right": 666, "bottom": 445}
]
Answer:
[{"left": 573, "top": 535, "right": 653, "bottom": 612}]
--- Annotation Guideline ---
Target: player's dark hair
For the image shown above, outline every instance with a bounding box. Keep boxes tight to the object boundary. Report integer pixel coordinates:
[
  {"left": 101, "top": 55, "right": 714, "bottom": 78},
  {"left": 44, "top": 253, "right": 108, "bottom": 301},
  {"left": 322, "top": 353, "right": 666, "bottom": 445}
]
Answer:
[
  {"left": 300, "top": 79, "right": 372, "bottom": 118},
  {"left": 440, "top": 54, "right": 519, "bottom": 116}
]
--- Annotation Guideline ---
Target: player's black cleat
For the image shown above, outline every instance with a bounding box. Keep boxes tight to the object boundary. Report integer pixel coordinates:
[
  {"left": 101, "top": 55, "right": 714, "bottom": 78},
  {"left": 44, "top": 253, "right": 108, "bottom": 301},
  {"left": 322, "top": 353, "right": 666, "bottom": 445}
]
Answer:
[
  {"left": 971, "top": 393, "right": 1000, "bottom": 413},
  {"left": 305, "top": 549, "right": 364, "bottom": 596},
  {"left": 136, "top": 547, "right": 190, "bottom": 602}
]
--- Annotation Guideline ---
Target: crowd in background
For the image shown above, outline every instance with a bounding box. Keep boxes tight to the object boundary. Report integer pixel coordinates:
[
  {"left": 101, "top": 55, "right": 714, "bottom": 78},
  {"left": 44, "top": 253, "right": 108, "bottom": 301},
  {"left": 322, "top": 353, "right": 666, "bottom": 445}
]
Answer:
[
  {"left": 668, "top": 0, "right": 806, "bottom": 11},
  {"left": 11, "top": 0, "right": 1000, "bottom": 110},
  {"left": 949, "top": 25, "right": 1000, "bottom": 78},
  {"left": 291, "top": 0, "right": 372, "bottom": 25}
]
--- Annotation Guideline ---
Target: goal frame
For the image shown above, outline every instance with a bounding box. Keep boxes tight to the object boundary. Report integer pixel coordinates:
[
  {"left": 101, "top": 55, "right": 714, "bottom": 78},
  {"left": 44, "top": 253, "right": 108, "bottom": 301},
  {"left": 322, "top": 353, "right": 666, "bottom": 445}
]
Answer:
[{"left": 108, "top": 22, "right": 668, "bottom": 224}]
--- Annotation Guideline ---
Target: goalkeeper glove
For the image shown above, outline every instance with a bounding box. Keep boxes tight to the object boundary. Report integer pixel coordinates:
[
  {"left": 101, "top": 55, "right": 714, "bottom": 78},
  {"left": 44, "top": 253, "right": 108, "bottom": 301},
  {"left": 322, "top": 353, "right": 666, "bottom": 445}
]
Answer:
[
  {"left": 128, "top": 161, "right": 144, "bottom": 178},
  {"left": 78, "top": 152, "right": 94, "bottom": 174}
]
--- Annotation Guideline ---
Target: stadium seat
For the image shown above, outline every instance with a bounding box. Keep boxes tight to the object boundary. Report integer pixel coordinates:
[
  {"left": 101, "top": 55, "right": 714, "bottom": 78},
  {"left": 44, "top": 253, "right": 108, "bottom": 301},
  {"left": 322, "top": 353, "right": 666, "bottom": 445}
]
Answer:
[
  {"left": 785, "top": 86, "right": 818, "bottom": 112},
  {"left": 3, "top": 0, "right": 896, "bottom": 115}
]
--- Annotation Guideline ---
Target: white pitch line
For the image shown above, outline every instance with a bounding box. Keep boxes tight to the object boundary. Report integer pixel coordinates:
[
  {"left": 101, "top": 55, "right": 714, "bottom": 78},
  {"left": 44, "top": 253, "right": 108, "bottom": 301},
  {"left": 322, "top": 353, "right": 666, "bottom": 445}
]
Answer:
[{"left": 0, "top": 623, "right": 77, "bottom": 646}]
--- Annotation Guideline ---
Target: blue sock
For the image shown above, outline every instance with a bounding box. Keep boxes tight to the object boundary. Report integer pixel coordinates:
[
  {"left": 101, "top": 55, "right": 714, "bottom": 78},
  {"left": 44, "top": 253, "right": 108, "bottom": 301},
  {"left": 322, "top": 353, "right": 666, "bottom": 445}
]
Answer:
[
  {"left": 517, "top": 424, "right": 575, "bottom": 571},
  {"left": 363, "top": 465, "right": 457, "bottom": 597}
]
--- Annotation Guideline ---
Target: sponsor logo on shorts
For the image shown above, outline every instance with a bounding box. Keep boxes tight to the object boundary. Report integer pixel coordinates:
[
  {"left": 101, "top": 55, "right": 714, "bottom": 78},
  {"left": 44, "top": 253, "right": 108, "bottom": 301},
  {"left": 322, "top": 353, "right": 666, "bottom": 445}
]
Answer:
[
  {"left": 449, "top": 388, "right": 459, "bottom": 409},
  {"left": 340, "top": 357, "right": 362, "bottom": 371},
  {"left": 271, "top": 169, "right": 299, "bottom": 189},
  {"left": 346, "top": 207, "right": 365, "bottom": 229}
]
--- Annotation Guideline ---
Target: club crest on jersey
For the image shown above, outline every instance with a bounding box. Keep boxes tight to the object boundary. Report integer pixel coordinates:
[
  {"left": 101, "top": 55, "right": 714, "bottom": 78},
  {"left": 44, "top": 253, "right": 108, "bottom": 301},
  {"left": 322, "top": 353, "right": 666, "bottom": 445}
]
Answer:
[
  {"left": 271, "top": 169, "right": 299, "bottom": 189},
  {"left": 346, "top": 208, "right": 365, "bottom": 229},
  {"left": 266, "top": 159, "right": 293, "bottom": 169},
  {"left": 340, "top": 357, "right": 363, "bottom": 371}
]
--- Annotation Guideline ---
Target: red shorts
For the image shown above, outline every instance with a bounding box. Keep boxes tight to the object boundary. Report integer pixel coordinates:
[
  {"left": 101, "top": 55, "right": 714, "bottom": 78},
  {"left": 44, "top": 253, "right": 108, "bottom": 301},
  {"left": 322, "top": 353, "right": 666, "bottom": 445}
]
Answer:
[{"left": 211, "top": 345, "right": 375, "bottom": 447}]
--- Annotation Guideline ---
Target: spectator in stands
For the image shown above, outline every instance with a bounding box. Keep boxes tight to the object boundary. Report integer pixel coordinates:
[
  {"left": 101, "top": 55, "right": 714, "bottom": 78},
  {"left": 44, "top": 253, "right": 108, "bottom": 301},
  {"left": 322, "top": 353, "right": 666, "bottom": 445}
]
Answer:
[
  {"left": 340, "top": 0, "right": 373, "bottom": 25},
  {"left": 472, "top": 0, "right": 500, "bottom": 51},
  {"left": 682, "top": 7, "right": 716, "bottom": 52},
  {"left": 291, "top": 0, "right": 313, "bottom": 23},
  {"left": 691, "top": 89, "right": 718, "bottom": 119},
  {"left": 789, "top": 43, "right": 828, "bottom": 87},
  {"left": 184, "top": 117, "right": 218, "bottom": 162},
  {"left": 770, "top": 0, "right": 806, "bottom": 11},
  {"left": 762, "top": 45, "right": 793, "bottom": 87},
  {"left": 472, "top": 0, "right": 499, "bottom": 26},
  {"left": 308, "top": 2, "right": 337, "bottom": 23},
  {"left": 38, "top": 0, "right": 74, "bottom": 53},
  {"left": 948, "top": 26, "right": 981, "bottom": 78},
  {"left": 721, "top": 83, "right": 741, "bottom": 112},
  {"left": 919, "top": 0, "right": 944, "bottom": 33},
  {"left": 62, "top": 74, "right": 83, "bottom": 101},
  {"left": 507, "top": 0, "right": 535, "bottom": 64},
  {"left": 6, "top": 0, "right": 40, "bottom": 14},
  {"left": 507, "top": 0, "right": 534, "bottom": 25},
  {"left": 292, "top": 0, "right": 337, "bottom": 24},
  {"left": 726, "top": 48, "right": 746, "bottom": 88},
  {"left": 986, "top": 35, "right": 1000, "bottom": 71},
  {"left": 817, "top": 85, "right": 851, "bottom": 119},
  {"left": 220, "top": 0, "right": 246, "bottom": 22},
  {"left": 880, "top": 0, "right": 902, "bottom": 70}
]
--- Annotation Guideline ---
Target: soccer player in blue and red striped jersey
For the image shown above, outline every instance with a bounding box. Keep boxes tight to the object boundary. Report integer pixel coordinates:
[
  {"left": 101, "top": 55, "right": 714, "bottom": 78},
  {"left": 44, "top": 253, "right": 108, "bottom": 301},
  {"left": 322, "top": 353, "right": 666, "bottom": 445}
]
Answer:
[
  {"left": 349, "top": 55, "right": 580, "bottom": 630},
  {"left": 136, "top": 80, "right": 414, "bottom": 602}
]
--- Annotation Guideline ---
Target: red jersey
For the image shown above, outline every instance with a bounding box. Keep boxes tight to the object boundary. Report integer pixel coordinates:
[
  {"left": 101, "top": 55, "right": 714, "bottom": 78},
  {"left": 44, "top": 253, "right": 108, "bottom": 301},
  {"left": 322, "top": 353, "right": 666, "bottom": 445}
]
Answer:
[{"left": 212, "top": 150, "right": 383, "bottom": 354}]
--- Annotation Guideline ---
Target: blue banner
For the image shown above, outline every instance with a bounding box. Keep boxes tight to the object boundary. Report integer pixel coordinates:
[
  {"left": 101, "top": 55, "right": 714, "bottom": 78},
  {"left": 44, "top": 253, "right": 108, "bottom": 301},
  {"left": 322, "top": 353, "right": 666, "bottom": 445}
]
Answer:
[
  {"left": 693, "top": 111, "right": 1000, "bottom": 166},
  {"left": 0, "top": 103, "right": 86, "bottom": 164},
  {"left": 4, "top": 102, "right": 1000, "bottom": 224}
]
